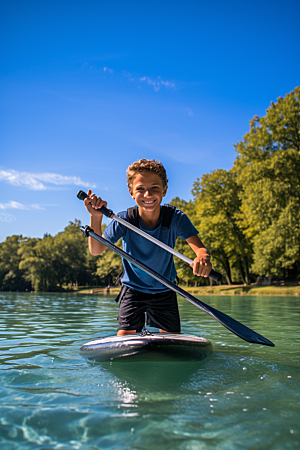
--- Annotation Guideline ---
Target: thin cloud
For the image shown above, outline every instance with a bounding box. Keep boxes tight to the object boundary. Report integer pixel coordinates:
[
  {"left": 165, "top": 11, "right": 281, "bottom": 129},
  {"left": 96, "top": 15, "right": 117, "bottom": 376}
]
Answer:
[
  {"left": 82, "top": 62, "right": 113, "bottom": 74},
  {"left": 82, "top": 63, "right": 177, "bottom": 92},
  {"left": 0, "top": 201, "right": 29, "bottom": 210},
  {"left": 31, "top": 204, "right": 45, "bottom": 210},
  {"left": 138, "top": 75, "right": 176, "bottom": 92},
  {"left": 0, "top": 169, "right": 96, "bottom": 191},
  {"left": 0, "top": 212, "right": 16, "bottom": 223},
  {"left": 124, "top": 71, "right": 177, "bottom": 92},
  {"left": 0, "top": 201, "right": 45, "bottom": 211}
]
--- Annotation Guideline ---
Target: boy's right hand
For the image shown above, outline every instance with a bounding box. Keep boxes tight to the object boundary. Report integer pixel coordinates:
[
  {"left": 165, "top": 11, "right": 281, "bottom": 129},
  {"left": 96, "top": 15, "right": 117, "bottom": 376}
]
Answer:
[{"left": 84, "top": 189, "right": 108, "bottom": 218}]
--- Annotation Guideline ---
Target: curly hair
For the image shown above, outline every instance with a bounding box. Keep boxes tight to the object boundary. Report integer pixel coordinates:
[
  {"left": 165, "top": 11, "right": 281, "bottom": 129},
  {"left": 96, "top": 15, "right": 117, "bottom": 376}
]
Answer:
[{"left": 126, "top": 159, "right": 168, "bottom": 189}]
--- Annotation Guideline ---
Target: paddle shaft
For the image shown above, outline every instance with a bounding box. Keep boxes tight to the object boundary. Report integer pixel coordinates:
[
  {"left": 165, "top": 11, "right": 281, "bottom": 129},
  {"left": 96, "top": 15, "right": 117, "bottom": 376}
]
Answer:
[
  {"left": 81, "top": 225, "right": 274, "bottom": 347},
  {"left": 77, "top": 190, "right": 222, "bottom": 282}
]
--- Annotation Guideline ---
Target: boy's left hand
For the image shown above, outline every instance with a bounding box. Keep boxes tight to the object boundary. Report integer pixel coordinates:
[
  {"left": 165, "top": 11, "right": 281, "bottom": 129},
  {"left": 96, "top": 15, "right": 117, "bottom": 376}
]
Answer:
[{"left": 191, "top": 248, "right": 212, "bottom": 278}]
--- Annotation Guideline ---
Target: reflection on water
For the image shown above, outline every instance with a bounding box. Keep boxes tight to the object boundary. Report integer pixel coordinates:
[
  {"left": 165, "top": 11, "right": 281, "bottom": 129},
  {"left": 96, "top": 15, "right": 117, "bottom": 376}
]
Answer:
[{"left": 0, "top": 292, "right": 299, "bottom": 449}]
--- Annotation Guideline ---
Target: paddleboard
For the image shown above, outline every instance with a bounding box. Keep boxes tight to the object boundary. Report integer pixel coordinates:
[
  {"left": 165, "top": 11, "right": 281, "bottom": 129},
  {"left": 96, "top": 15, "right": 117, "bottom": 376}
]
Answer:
[{"left": 80, "top": 331, "right": 213, "bottom": 362}]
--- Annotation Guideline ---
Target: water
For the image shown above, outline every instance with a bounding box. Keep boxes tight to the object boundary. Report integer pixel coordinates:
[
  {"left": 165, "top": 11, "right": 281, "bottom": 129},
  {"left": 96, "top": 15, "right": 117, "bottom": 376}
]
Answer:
[{"left": 0, "top": 292, "right": 299, "bottom": 450}]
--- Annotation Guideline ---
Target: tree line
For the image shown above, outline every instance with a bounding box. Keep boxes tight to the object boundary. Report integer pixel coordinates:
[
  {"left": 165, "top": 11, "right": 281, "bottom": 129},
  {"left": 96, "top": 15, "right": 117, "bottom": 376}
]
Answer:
[{"left": 1, "top": 87, "right": 299, "bottom": 291}]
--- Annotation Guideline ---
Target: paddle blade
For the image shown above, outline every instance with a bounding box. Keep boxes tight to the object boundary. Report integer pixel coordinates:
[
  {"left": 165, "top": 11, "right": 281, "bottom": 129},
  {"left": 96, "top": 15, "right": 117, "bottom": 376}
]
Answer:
[{"left": 180, "top": 290, "right": 275, "bottom": 347}]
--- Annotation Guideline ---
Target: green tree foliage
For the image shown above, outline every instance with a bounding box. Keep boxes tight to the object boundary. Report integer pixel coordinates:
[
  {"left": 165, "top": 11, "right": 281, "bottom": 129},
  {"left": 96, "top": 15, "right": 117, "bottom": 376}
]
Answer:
[
  {"left": 170, "top": 197, "right": 203, "bottom": 285},
  {"left": 18, "top": 220, "right": 92, "bottom": 291},
  {"left": 0, "top": 235, "right": 32, "bottom": 291},
  {"left": 1, "top": 219, "right": 120, "bottom": 291},
  {"left": 54, "top": 220, "right": 89, "bottom": 287},
  {"left": 191, "top": 169, "right": 252, "bottom": 284},
  {"left": 236, "top": 149, "right": 300, "bottom": 277},
  {"left": 234, "top": 87, "right": 300, "bottom": 165},
  {"left": 235, "top": 87, "right": 300, "bottom": 279},
  {"left": 19, "top": 235, "right": 60, "bottom": 291}
]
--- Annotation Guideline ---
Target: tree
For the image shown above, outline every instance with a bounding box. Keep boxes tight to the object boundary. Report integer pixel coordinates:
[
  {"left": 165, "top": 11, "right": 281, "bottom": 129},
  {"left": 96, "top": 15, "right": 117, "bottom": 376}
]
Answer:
[
  {"left": 19, "top": 235, "right": 59, "bottom": 291},
  {"left": 0, "top": 235, "right": 31, "bottom": 291},
  {"left": 54, "top": 220, "right": 89, "bottom": 287},
  {"left": 18, "top": 220, "right": 94, "bottom": 290},
  {"left": 234, "top": 87, "right": 300, "bottom": 166},
  {"left": 235, "top": 87, "right": 300, "bottom": 279},
  {"left": 237, "top": 149, "right": 300, "bottom": 278},
  {"left": 192, "top": 169, "right": 253, "bottom": 284},
  {"left": 170, "top": 197, "right": 204, "bottom": 285}
]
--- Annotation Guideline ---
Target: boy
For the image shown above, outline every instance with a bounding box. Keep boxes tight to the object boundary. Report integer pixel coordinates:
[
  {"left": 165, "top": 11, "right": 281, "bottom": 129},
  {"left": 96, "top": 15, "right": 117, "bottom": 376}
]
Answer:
[{"left": 84, "top": 159, "right": 212, "bottom": 336}]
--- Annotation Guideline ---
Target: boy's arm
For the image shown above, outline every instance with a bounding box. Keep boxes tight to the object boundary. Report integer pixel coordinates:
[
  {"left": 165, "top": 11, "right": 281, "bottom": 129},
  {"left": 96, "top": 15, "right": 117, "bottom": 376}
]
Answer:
[
  {"left": 186, "top": 235, "right": 212, "bottom": 278},
  {"left": 84, "top": 189, "right": 107, "bottom": 256}
]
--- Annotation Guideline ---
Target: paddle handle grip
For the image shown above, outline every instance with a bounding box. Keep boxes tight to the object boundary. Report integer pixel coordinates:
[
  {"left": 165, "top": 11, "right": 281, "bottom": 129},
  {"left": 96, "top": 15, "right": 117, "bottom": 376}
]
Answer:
[
  {"left": 207, "top": 269, "right": 222, "bottom": 282},
  {"left": 77, "top": 190, "right": 114, "bottom": 218}
]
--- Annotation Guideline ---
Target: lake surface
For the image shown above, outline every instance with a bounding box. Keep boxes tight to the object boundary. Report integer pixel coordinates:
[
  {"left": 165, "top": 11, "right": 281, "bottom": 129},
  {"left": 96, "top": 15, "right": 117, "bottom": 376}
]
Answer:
[{"left": 0, "top": 292, "right": 299, "bottom": 450}]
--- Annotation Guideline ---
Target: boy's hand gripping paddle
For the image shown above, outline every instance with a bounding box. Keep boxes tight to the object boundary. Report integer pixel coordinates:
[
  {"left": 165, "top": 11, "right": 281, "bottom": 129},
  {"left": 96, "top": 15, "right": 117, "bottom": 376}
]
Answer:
[
  {"left": 77, "top": 190, "right": 222, "bottom": 282},
  {"left": 79, "top": 224, "right": 275, "bottom": 347}
]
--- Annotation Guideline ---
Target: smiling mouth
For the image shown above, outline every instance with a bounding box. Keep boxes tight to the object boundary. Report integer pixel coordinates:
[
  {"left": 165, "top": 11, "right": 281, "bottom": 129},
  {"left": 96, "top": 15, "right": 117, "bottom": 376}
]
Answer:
[{"left": 142, "top": 199, "right": 156, "bottom": 205}]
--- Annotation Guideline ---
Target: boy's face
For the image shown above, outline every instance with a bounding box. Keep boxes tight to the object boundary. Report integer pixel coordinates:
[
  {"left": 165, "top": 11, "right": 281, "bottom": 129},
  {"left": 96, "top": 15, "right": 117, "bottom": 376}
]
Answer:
[{"left": 129, "top": 171, "right": 168, "bottom": 213}]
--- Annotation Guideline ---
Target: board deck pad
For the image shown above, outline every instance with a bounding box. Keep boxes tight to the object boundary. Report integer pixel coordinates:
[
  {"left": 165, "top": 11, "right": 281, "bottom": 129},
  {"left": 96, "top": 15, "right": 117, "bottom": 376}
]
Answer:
[{"left": 80, "top": 332, "right": 213, "bottom": 362}]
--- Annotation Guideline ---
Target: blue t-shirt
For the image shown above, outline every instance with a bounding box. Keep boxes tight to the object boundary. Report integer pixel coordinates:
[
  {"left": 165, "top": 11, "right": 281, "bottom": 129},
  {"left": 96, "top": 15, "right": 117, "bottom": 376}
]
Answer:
[{"left": 103, "top": 207, "right": 199, "bottom": 293}]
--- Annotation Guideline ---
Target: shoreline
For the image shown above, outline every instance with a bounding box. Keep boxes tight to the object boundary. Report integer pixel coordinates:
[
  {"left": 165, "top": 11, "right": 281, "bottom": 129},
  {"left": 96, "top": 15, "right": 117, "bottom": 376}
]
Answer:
[
  {"left": 75, "top": 284, "right": 300, "bottom": 297},
  {"left": 4, "top": 284, "right": 298, "bottom": 296}
]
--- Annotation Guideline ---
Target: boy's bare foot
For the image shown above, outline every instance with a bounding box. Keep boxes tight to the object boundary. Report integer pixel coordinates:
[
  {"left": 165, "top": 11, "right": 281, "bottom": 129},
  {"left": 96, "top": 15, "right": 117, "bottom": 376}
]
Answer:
[
  {"left": 117, "top": 329, "right": 136, "bottom": 336},
  {"left": 159, "top": 329, "right": 180, "bottom": 334}
]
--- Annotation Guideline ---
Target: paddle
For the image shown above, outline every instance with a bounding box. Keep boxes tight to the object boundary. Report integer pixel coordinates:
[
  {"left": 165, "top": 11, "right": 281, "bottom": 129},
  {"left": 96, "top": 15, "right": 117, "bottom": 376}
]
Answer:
[
  {"left": 80, "top": 225, "right": 274, "bottom": 347},
  {"left": 77, "top": 190, "right": 222, "bottom": 282}
]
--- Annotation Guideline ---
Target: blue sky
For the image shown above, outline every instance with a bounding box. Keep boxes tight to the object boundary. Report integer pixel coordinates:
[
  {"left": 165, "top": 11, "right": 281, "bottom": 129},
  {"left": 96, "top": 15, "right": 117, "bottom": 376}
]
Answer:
[{"left": 1, "top": 0, "right": 299, "bottom": 242}]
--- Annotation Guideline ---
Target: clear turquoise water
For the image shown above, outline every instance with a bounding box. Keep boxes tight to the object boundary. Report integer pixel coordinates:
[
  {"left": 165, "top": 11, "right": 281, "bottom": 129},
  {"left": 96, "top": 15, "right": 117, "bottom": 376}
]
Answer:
[{"left": 0, "top": 292, "right": 299, "bottom": 450}]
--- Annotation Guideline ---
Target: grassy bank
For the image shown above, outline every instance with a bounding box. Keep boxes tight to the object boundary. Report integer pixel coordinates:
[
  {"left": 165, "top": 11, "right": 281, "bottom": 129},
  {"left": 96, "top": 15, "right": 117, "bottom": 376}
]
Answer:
[
  {"left": 76, "top": 284, "right": 300, "bottom": 296},
  {"left": 184, "top": 284, "right": 300, "bottom": 296}
]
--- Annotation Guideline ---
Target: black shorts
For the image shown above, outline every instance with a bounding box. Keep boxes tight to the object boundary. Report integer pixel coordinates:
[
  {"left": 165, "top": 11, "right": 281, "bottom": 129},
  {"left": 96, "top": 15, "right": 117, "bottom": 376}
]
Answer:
[{"left": 117, "top": 286, "right": 181, "bottom": 332}]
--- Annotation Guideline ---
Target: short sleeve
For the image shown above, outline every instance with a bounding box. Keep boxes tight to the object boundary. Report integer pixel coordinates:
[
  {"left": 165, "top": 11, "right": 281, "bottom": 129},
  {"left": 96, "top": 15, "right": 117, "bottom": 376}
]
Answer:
[
  {"left": 175, "top": 210, "right": 199, "bottom": 240},
  {"left": 102, "top": 211, "right": 127, "bottom": 244}
]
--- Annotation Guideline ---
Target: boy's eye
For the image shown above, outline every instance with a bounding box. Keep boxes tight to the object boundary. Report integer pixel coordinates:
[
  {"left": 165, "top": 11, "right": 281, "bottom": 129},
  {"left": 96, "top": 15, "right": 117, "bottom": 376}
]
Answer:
[{"left": 135, "top": 186, "right": 160, "bottom": 192}]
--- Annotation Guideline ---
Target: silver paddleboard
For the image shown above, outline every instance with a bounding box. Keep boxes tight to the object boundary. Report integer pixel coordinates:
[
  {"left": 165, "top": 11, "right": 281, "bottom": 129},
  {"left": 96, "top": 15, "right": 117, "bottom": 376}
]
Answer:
[{"left": 80, "top": 332, "right": 213, "bottom": 362}]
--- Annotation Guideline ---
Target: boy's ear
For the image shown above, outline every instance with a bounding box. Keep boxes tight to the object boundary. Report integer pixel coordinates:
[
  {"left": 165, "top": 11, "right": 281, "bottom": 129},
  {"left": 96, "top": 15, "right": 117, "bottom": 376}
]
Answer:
[
  {"left": 129, "top": 188, "right": 135, "bottom": 199},
  {"left": 162, "top": 184, "right": 168, "bottom": 197}
]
